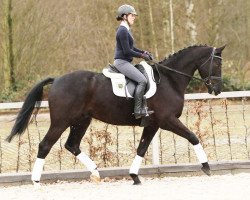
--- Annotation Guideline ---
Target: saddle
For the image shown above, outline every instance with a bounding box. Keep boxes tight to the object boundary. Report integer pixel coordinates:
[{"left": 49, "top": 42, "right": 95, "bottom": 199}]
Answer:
[{"left": 102, "top": 61, "right": 157, "bottom": 99}]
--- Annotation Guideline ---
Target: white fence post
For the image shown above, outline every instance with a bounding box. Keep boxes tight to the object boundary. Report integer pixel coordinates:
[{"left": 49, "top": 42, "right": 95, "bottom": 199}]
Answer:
[{"left": 152, "top": 130, "right": 160, "bottom": 165}]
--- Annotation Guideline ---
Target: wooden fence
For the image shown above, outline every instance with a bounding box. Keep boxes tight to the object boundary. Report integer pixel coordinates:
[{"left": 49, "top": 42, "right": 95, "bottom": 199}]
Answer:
[{"left": 0, "top": 91, "right": 249, "bottom": 173}]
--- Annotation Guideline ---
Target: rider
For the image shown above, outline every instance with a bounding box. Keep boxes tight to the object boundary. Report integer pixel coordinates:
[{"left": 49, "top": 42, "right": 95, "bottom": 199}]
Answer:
[{"left": 114, "top": 4, "right": 154, "bottom": 119}]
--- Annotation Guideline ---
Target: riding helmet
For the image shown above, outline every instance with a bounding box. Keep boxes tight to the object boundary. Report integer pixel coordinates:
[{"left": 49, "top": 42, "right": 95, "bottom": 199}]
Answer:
[{"left": 116, "top": 4, "right": 138, "bottom": 21}]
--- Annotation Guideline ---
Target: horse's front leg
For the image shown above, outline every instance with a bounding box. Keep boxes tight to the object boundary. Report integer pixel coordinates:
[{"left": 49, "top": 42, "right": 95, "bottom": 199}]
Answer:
[
  {"left": 129, "top": 125, "right": 159, "bottom": 185},
  {"left": 160, "top": 116, "right": 211, "bottom": 176}
]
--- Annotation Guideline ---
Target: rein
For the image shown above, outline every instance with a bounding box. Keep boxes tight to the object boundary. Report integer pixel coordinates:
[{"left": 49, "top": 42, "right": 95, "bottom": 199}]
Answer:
[
  {"left": 150, "top": 48, "right": 222, "bottom": 85},
  {"left": 150, "top": 59, "right": 204, "bottom": 83}
]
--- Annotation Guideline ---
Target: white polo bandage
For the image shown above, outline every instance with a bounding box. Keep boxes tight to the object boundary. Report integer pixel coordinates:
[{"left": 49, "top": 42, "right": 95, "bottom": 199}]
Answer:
[
  {"left": 31, "top": 158, "right": 45, "bottom": 182},
  {"left": 193, "top": 143, "right": 208, "bottom": 163},
  {"left": 129, "top": 155, "right": 143, "bottom": 175},
  {"left": 77, "top": 152, "right": 97, "bottom": 172}
]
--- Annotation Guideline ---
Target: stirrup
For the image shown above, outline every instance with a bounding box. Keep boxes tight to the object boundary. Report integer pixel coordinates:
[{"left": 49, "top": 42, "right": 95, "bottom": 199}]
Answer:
[
  {"left": 133, "top": 109, "right": 154, "bottom": 119},
  {"left": 144, "top": 107, "right": 154, "bottom": 117}
]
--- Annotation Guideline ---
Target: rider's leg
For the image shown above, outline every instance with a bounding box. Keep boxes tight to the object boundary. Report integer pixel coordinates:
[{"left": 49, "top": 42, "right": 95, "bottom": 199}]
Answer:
[
  {"left": 133, "top": 81, "right": 147, "bottom": 119},
  {"left": 114, "top": 59, "right": 153, "bottom": 119}
]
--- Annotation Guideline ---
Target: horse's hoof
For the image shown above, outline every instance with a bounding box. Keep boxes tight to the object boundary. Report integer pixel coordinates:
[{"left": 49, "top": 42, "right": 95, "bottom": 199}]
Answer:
[
  {"left": 133, "top": 181, "right": 142, "bottom": 185},
  {"left": 90, "top": 174, "right": 101, "bottom": 183},
  {"left": 130, "top": 174, "right": 142, "bottom": 185},
  {"left": 201, "top": 162, "right": 211, "bottom": 176},
  {"left": 33, "top": 181, "right": 41, "bottom": 188},
  {"left": 202, "top": 167, "right": 211, "bottom": 176},
  {"left": 90, "top": 170, "right": 101, "bottom": 183}
]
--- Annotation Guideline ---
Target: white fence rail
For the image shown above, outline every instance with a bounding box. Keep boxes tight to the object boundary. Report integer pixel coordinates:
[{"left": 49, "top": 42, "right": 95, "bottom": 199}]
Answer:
[
  {"left": 1, "top": 91, "right": 250, "bottom": 110},
  {"left": 0, "top": 101, "right": 48, "bottom": 110},
  {"left": 184, "top": 91, "right": 250, "bottom": 100}
]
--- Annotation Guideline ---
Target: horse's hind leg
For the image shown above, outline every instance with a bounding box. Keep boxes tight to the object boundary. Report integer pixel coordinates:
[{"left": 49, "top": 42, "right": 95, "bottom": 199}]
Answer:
[
  {"left": 130, "top": 125, "right": 159, "bottom": 185},
  {"left": 64, "top": 116, "right": 100, "bottom": 182},
  {"left": 31, "top": 123, "right": 68, "bottom": 184}
]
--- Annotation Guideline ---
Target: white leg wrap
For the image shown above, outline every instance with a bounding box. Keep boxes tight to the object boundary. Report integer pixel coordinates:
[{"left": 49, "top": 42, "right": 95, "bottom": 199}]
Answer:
[
  {"left": 193, "top": 143, "right": 208, "bottom": 163},
  {"left": 129, "top": 155, "right": 143, "bottom": 175},
  {"left": 90, "top": 169, "right": 101, "bottom": 183},
  {"left": 77, "top": 152, "right": 97, "bottom": 172},
  {"left": 31, "top": 158, "right": 45, "bottom": 182}
]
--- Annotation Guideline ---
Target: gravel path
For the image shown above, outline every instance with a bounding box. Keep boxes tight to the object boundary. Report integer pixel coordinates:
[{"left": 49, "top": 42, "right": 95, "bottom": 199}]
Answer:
[{"left": 1, "top": 173, "right": 250, "bottom": 200}]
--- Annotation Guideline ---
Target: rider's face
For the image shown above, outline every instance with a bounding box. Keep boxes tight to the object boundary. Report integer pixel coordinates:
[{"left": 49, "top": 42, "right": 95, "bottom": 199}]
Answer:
[{"left": 126, "top": 13, "right": 136, "bottom": 26}]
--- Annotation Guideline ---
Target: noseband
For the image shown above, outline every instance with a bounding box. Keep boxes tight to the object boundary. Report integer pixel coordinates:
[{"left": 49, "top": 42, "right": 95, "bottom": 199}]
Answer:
[{"left": 199, "top": 47, "right": 222, "bottom": 87}]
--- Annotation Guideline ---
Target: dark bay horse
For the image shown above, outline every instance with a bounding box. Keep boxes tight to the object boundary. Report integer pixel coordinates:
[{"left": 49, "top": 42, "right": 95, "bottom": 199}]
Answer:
[{"left": 7, "top": 45, "right": 225, "bottom": 185}]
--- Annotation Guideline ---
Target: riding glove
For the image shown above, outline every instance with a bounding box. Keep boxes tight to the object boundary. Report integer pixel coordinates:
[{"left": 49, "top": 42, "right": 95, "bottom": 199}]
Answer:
[
  {"left": 144, "top": 51, "right": 154, "bottom": 60},
  {"left": 141, "top": 52, "right": 151, "bottom": 61}
]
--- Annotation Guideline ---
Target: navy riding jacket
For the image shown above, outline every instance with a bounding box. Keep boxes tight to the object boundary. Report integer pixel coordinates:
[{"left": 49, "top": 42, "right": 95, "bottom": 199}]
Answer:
[{"left": 114, "top": 26, "right": 144, "bottom": 62}]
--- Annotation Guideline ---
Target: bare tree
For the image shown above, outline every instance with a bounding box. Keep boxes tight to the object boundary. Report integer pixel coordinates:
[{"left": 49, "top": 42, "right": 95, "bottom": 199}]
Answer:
[
  {"left": 2, "top": 0, "right": 15, "bottom": 90},
  {"left": 147, "top": 0, "right": 159, "bottom": 60},
  {"left": 135, "top": 0, "right": 145, "bottom": 49},
  {"left": 169, "top": 0, "right": 175, "bottom": 53},
  {"left": 185, "top": 0, "right": 197, "bottom": 44},
  {"left": 162, "top": 0, "right": 171, "bottom": 56},
  {"left": 245, "top": 0, "right": 250, "bottom": 61}
]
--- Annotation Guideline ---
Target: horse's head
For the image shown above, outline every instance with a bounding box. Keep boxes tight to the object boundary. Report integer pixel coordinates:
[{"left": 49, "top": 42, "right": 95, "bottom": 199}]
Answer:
[{"left": 197, "top": 45, "right": 226, "bottom": 95}]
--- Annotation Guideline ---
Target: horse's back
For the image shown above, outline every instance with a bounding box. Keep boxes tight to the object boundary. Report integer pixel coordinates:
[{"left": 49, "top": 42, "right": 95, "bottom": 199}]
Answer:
[{"left": 47, "top": 70, "right": 137, "bottom": 125}]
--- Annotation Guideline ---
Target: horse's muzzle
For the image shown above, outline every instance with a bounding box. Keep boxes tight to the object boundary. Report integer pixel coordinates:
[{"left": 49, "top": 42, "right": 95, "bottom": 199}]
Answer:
[
  {"left": 214, "top": 89, "right": 221, "bottom": 96},
  {"left": 207, "top": 81, "right": 222, "bottom": 96}
]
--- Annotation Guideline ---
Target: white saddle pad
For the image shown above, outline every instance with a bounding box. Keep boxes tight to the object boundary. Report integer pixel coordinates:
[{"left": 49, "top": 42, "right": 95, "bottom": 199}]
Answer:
[{"left": 102, "top": 61, "right": 157, "bottom": 99}]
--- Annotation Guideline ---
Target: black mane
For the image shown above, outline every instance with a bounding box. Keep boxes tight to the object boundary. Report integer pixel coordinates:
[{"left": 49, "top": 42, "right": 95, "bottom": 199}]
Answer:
[
  {"left": 151, "top": 44, "right": 210, "bottom": 78},
  {"left": 159, "top": 44, "right": 209, "bottom": 65}
]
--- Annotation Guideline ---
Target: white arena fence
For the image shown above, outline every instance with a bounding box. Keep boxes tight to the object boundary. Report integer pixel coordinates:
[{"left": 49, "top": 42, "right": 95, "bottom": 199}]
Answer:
[{"left": 0, "top": 91, "right": 249, "bottom": 173}]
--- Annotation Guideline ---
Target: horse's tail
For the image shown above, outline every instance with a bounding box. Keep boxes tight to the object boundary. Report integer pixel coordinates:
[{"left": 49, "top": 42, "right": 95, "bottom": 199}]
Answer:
[{"left": 6, "top": 77, "right": 54, "bottom": 142}]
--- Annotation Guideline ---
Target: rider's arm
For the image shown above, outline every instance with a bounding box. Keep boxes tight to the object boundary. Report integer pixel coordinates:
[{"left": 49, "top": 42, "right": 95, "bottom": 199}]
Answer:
[
  {"left": 133, "top": 47, "right": 144, "bottom": 54},
  {"left": 118, "top": 28, "right": 142, "bottom": 58}
]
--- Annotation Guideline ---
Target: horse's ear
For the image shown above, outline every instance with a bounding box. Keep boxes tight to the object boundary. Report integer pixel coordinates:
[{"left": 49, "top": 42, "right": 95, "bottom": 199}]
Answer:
[{"left": 215, "top": 44, "right": 226, "bottom": 54}]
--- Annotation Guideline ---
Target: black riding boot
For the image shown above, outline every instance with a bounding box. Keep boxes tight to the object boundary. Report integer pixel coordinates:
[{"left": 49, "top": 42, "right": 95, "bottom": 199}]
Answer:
[{"left": 134, "top": 82, "right": 154, "bottom": 119}]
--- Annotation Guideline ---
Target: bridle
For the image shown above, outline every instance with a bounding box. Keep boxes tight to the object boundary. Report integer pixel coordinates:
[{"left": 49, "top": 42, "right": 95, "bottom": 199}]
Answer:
[
  {"left": 199, "top": 47, "right": 222, "bottom": 86},
  {"left": 150, "top": 47, "right": 222, "bottom": 88}
]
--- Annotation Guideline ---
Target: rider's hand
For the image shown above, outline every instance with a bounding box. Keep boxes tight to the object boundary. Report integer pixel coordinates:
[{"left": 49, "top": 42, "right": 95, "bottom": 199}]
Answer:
[
  {"left": 145, "top": 51, "right": 154, "bottom": 60},
  {"left": 141, "top": 52, "right": 151, "bottom": 61}
]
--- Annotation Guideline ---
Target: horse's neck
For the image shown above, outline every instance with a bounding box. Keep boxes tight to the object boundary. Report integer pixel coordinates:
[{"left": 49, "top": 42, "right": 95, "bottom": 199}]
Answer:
[{"left": 160, "top": 56, "right": 198, "bottom": 94}]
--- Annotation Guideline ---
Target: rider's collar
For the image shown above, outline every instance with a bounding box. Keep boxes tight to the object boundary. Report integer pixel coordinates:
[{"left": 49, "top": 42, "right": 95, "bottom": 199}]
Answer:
[{"left": 120, "top": 21, "right": 130, "bottom": 31}]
